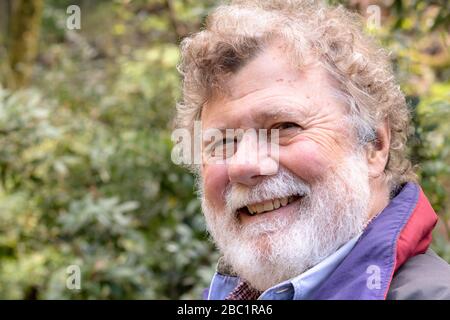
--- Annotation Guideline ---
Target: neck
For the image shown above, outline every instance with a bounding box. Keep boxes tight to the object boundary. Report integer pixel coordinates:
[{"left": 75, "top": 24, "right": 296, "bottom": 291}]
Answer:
[{"left": 367, "top": 178, "right": 390, "bottom": 224}]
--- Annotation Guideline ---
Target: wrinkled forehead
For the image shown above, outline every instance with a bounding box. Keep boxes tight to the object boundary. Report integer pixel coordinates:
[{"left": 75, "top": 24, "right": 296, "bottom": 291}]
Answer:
[
  {"left": 209, "top": 40, "right": 321, "bottom": 99},
  {"left": 201, "top": 44, "right": 342, "bottom": 128}
]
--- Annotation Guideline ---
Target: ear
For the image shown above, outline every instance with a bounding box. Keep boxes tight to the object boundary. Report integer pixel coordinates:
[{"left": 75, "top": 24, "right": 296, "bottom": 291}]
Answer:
[{"left": 366, "top": 118, "right": 390, "bottom": 179}]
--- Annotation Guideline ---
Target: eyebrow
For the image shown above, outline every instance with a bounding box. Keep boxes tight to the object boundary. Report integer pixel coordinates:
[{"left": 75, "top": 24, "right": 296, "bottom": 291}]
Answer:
[
  {"left": 251, "top": 101, "right": 309, "bottom": 123},
  {"left": 255, "top": 106, "right": 303, "bottom": 120}
]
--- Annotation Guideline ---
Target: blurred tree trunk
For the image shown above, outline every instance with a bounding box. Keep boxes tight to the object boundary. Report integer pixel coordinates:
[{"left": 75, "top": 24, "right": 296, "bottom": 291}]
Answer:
[
  {"left": 7, "top": 0, "right": 43, "bottom": 90},
  {"left": 0, "top": 1, "right": 12, "bottom": 40}
]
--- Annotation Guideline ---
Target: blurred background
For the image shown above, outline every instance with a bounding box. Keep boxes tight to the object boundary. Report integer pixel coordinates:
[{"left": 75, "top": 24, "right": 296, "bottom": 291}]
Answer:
[{"left": 0, "top": 0, "right": 448, "bottom": 299}]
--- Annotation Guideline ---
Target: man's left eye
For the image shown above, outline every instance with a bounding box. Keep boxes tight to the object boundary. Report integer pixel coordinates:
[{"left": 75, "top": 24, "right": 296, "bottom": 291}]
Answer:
[{"left": 272, "top": 122, "right": 301, "bottom": 130}]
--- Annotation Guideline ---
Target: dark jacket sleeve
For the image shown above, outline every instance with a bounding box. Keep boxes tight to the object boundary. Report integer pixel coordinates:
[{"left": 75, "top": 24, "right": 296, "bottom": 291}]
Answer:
[{"left": 387, "top": 248, "right": 450, "bottom": 300}]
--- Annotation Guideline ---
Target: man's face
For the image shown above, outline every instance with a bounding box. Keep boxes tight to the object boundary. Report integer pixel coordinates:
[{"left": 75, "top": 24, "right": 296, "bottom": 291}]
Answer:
[{"left": 199, "top": 44, "right": 371, "bottom": 291}]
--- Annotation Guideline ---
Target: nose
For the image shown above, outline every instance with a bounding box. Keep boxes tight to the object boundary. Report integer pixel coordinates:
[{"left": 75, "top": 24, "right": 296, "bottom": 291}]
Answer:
[{"left": 227, "top": 130, "right": 278, "bottom": 186}]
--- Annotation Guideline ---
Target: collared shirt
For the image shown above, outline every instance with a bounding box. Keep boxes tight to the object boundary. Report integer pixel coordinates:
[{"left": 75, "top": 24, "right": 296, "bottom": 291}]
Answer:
[{"left": 207, "top": 233, "right": 362, "bottom": 300}]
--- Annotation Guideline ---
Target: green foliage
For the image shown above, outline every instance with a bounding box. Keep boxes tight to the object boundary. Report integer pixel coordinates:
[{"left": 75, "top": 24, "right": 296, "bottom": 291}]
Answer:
[
  {"left": 0, "top": 0, "right": 448, "bottom": 299},
  {"left": 0, "top": 0, "right": 218, "bottom": 299}
]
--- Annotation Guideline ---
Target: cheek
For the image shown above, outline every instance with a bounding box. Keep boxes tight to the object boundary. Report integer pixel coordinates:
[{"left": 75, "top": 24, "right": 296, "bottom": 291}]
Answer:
[
  {"left": 279, "top": 140, "right": 335, "bottom": 182},
  {"left": 201, "top": 163, "right": 229, "bottom": 210}
]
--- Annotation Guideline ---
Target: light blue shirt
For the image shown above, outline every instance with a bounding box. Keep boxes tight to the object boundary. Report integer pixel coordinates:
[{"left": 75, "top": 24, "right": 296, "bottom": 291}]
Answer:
[{"left": 207, "top": 233, "right": 361, "bottom": 300}]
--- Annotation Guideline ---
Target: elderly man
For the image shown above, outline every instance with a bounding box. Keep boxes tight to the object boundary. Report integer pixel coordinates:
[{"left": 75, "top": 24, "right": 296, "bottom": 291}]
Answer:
[{"left": 175, "top": 0, "right": 450, "bottom": 299}]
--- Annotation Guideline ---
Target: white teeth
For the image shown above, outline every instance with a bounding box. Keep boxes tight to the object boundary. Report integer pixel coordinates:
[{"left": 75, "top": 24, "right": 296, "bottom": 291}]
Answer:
[
  {"left": 263, "top": 201, "right": 274, "bottom": 212},
  {"left": 274, "top": 199, "right": 280, "bottom": 209},
  {"left": 246, "top": 196, "right": 296, "bottom": 215},
  {"left": 257, "top": 203, "right": 265, "bottom": 213}
]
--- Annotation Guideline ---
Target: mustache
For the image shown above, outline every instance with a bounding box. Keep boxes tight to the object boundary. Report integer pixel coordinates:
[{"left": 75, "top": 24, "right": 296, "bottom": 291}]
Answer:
[{"left": 224, "top": 166, "right": 311, "bottom": 214}]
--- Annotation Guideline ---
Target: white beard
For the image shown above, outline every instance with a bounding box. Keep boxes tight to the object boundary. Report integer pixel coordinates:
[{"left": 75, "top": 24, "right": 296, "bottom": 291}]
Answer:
[{"left": 200, "top": 152, "right": 371, "bottom": 292}]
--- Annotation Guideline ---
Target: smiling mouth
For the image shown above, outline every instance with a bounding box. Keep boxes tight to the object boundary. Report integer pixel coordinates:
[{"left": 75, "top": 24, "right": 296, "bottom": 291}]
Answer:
[{"left": 237, "top": 195, "right": 302, "bottom": 216}]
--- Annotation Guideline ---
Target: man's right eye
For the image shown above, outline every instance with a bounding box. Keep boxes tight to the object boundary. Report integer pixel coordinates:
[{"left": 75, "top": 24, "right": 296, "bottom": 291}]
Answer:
[{"left": 207, "top": 137, "right": 238, "bottom": 159}]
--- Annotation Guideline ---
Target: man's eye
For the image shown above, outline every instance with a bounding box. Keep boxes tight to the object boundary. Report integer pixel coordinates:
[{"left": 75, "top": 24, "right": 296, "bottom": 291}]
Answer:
[
  {"left": 221, "top": 138, "right": 236, "bottom": 148},
  {"left": 207, "top": 138, "right": 237, "bottom": 158},
  {"left": 273, "top": 122, "right": 301, "bottom": 130}
]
